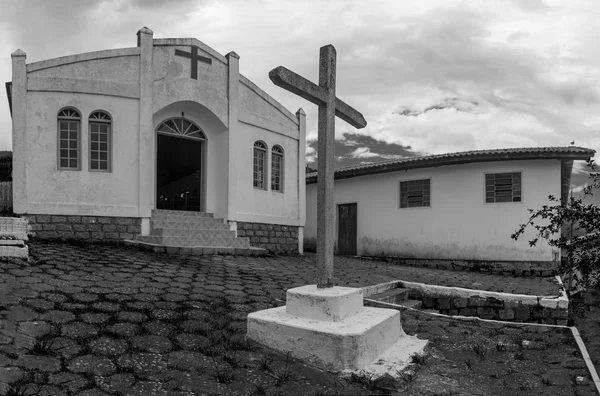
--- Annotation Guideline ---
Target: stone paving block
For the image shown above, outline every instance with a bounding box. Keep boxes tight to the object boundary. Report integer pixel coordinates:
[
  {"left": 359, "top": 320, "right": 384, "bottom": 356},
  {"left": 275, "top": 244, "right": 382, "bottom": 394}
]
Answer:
[
  {"left": 131, "top": 335, "right": 173, "bottom": 353},
  {"left": 116, "top": 353, "right": 168, "bottom": 374},
  {"left": 0, "top": 366, "right": 25, "bottom": 384},
  {"left": 68, "top": 355, "right": 116, "bottom": 376},
  {"left": 48, "top": 372, "right": 91, "bottom": 393},
  {"left": 15, "top": 355, "right": 62, "bottom": 372}
]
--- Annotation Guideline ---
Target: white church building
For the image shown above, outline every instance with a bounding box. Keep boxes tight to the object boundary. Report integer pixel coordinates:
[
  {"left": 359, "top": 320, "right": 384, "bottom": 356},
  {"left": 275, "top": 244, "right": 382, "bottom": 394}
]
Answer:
[{"left": 7, "top": 27, "right": 306, "bottom": 254}]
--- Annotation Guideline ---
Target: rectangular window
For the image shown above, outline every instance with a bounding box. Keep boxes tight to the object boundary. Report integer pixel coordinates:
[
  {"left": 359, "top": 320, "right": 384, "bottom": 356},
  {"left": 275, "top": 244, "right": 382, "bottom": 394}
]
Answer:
[
  {"left": 58, "top": 120, "right": 79, "bottom": 169},
  {"left": 399, "top": 179, "right": 430, "bottom": 208},
  {"left": 271, "top": 152, "right": 283, "bottom": 192},
  {"left": 253, "top": 148, "right": 266, "bottom": 189},
  {"left": 485, "top": 172, "right": 521, "bottom": 203},
  {"left": 89, "top": 122, "right": 110, "bottom": 171}
]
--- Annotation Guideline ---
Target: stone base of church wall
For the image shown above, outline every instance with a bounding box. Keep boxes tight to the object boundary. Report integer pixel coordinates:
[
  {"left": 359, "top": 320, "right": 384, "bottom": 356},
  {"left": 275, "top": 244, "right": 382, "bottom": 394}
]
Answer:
[
  {"left": 236, "top": 221, "right": 299, "bottom": 254},
  {"left": 24, "top": 214, "right": 142, "bottom": 241}
]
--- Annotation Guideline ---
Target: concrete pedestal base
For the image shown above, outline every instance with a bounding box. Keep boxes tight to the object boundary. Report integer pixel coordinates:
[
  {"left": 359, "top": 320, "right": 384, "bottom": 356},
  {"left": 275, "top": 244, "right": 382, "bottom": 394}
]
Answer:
[{"left": 247, "top": 285, "right": 428, "bottom": 376}]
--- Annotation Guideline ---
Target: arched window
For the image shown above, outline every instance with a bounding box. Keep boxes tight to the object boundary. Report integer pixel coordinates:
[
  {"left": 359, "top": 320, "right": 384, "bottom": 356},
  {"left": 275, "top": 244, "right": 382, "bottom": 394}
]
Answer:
[
  {"left": 57, "top": 108, "right": 81, "bottom": 170},
  {"left": 253, "top": 141, "right": 267, "bottom": 189},
  {"left": 89, "top": 111, "right": 112, "bottom": 172},
  {"left": 271, "top": 145, "right": 284, "bottom": 192},
  {"left": 156, "top": 117, "right": 205, "bottom": 140}
]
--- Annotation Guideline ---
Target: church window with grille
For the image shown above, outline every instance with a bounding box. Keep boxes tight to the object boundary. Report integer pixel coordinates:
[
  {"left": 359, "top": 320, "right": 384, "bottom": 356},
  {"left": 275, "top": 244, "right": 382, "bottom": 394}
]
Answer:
[
  {"left": 89, "top": 111, "right": 112, "bottom": 172},
  {"left": 253, "top": 141, "right": 267, "bottom": 189},
  {"left": 57, "top": 108, "right": 81, "bottom": 170},
  {"left": 271, "top": 145, "right": 284, "bottom": 192}
]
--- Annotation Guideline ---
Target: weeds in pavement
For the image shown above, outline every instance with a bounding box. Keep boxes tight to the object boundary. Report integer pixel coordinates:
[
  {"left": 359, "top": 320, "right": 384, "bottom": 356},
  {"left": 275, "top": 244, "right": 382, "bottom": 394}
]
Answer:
[
  {"left": 272, "top": 354, "right": 296, "bottom": 387},
  {"left": 27, "top": 338, "right": 55, "bottom": 356},
  {"left": 542, "top": 377, "right": 553, "bottom": 386},
  {"left": 250, "top": 384, "right": 268, "bottom": 396},
  {"left": 410, "top": 352, "right": 427, "bottom": 365},
  {"left": 464, "top": 359, "right": 474, "bottom": 370},
  {"left": 1, "top": 379, "right": 39, "bottom": 396},
  {"left": 223, "top": 351, "right": 243, "bottom": 368},
  {"left": 349, "top": 371, "right": 375, "bottom": 388},
  {"left": 258, "top": 355, "right": 273, "bottom": 372},
  {"left": 471, "top": 342, "right": 489, "bottom": 361},
  {"left": 214, "top": 367, "right": 235, "bottom": 384}
]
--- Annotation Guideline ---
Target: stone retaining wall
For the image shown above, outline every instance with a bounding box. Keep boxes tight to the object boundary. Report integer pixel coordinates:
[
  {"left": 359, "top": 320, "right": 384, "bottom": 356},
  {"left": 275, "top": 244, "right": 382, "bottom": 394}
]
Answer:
[
  {"left": 363, "top": 280, "right": 569, "bottom": 326},
  {"left": 25, "top": 214, "right": 141, "bottom": 241},
  {"left": 412, "top": 291, "right": 568, "bottom": 326},
  {"left": 236, "top": 221, "right": 298, "bottom": 254},
  {"left": 366, "top": 256, "right": 556, "bottom": 277}
]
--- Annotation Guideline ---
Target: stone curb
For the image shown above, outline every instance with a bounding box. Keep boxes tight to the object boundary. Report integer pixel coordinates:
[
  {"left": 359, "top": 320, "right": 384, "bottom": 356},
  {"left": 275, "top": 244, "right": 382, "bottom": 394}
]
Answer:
[
  {"left": 123, "top": 239, "right": 268, "bottom": 256},
  {"left": 363, "top": 278, "right": 567, "bottom": 308},
  {"left": 570, "top": 327, "right": 600, "bottom": 395}
]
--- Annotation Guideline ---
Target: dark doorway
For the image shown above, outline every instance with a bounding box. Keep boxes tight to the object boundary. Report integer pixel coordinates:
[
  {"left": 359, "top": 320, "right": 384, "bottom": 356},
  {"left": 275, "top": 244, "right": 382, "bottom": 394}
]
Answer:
[
  {"left": 156, "top": 134, "right": 203, "bottom": 212},
  {"left": 337, "top": 203, "right": 357, "bottom": 255}
]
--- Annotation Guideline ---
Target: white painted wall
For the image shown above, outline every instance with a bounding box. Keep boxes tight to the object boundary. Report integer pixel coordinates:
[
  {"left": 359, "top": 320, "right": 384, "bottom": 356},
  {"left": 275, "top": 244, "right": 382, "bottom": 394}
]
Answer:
[
  {"left": 305, "top": 160, "right": 562, "bottom": 261},
  {"left": 229, "top": 121, "right": 301, "bottom": 225},
  {"left": 24, "top": 91, "right": 140, "bottom": 216}
]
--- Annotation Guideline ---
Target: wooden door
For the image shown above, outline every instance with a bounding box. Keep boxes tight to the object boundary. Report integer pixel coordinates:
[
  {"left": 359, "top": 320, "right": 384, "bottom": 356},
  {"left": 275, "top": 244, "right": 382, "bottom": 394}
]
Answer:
[{"left": 337, "top": 203, "right": 357, "bottom": 255}]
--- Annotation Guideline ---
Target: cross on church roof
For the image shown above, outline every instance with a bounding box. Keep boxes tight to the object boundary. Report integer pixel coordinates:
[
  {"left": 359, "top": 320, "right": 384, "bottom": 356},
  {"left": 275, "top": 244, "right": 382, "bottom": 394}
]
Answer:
[{"left": 175, "top": 45, "right": 212, "bottom": 80}]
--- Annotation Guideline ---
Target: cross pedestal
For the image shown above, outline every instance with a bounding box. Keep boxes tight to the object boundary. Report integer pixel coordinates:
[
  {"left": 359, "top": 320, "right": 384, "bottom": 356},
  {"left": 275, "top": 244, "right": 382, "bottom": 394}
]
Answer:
[
  {"left": 247, "top": 285, "right": 428, "bottom": 377},
  {"left": 247, "top": 45, "right": 427, "bottom": 379}
]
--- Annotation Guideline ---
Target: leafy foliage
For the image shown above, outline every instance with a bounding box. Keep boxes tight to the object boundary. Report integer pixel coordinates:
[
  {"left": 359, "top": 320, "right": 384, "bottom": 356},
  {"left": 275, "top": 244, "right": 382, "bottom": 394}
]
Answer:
[{"left": 512, "top": 159, "right": 600, "bottom": 289}]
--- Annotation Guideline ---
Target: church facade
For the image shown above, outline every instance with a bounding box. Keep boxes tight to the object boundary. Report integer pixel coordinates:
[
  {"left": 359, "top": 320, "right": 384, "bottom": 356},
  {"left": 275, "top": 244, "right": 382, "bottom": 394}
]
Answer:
[{"left": 8, "top": 27, "right": 306, "bottom": 253}]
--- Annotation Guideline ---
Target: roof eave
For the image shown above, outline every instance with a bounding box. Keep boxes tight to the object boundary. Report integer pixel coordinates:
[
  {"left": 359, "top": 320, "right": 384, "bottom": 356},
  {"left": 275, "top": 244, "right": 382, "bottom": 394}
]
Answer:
[{"left": 306, "top": 151, "right": 595, "bottom": 184}]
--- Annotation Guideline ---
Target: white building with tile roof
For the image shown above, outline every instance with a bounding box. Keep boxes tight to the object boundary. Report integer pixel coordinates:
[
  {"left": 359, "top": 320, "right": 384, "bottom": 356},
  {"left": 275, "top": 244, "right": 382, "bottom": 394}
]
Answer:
[{"left": 305, "top": 147, "right": 595, "bottom": 274}]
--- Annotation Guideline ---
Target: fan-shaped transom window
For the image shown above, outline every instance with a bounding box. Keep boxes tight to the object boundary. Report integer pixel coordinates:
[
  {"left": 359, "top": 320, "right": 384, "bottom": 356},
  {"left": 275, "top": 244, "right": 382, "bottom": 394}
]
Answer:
[
  {"left": 253, "top": 141, "right": 267, "bottom": 190},
  {"left": 57, "top": 108, "right": 81, "bottom": 170},
  {"left": 157, "top": 118, "right": 206, "bottom": 140},
  {"left": 89, "top": 111, "right": 112, "bottom": 172},
  {"left": 271, "top": 145, "right": 284, "bottom": 192}
]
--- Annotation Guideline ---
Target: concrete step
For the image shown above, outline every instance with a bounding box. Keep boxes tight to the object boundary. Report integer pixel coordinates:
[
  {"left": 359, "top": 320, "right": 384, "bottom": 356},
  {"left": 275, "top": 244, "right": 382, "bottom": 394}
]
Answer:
[
  {"left": 399, "top": 299, "right": 422, "bottom": 310},
  {"left": 135, "top": 235, "right": 250, "bottom": 248},
  {"left": 124, "top": 240, "right": 268, "bottom": 256},
  {"left": 368, "top": 288, "right": 410, "bottom": 304},
  {"left": 150, "top": 228, "right": 235, "bottom": 239},
  {"left": 151, "top": 209, "right": 214, "bottom": 218},
  {"left": 150, "top": 218, "right": 230, "bottom": 230}
]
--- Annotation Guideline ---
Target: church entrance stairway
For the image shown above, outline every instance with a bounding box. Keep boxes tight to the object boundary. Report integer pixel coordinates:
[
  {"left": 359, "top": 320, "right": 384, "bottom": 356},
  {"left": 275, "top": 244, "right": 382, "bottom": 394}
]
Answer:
[{"left": 124, "top": 209, "right": 267, "bottom": 256}]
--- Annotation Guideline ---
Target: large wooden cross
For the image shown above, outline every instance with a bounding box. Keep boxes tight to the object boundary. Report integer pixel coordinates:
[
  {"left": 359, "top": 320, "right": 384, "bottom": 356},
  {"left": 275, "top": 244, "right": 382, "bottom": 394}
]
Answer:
[
  {"left": 175, "top": 45, "right": 212, "bottom": 80},
  {"left": 269, "top": 45, "right": 367, "bottom": 288}
]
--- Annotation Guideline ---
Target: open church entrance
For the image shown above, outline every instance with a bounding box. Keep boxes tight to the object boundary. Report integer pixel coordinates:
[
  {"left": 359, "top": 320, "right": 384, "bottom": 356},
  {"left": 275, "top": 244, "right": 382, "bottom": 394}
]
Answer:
[{"left": 156, "top": 117, "right": 206, "bottom": 212}]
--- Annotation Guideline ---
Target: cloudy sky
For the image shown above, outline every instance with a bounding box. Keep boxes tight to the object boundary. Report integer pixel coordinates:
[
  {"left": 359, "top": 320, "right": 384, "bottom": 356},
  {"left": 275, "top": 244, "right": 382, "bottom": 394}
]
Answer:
[{"left": 0, "top": 0, "right": 598, "bottom": 190}]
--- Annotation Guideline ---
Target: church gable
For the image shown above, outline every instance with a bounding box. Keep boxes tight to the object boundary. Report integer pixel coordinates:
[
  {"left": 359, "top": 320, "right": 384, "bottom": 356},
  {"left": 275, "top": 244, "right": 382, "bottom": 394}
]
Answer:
[
  {"left": 26, "top": 48, "right": 141, "bottom": 84},
  {"left": 238, "top": 75, "right": 299, "bottom": 136},
  {"left": 152, "top": 39, "right": 228, "bottom": 96}
]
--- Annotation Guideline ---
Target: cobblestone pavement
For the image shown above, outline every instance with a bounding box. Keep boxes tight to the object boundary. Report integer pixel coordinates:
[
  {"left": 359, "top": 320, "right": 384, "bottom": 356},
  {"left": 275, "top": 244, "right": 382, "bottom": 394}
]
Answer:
[{"left": 0, "top": 242, "right": 564, "bottom": 395}]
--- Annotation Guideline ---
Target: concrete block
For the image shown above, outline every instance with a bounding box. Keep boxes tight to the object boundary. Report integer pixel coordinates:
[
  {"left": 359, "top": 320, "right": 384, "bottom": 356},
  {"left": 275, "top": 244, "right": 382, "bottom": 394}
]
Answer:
[
  {"left": 477, "top": 307, "right": 496, "bottom": 320},
  {"left": 286, "top": 285, "right": 364, "bottom": 322},
  {"left": 437, "top": 298, "right": 451, "bottom": 310},
  {"left": 248, "top": 306, "right": 402, "bottom": 372},
  {"left": 498, "top": 308, "right": 515, "bottom": 320},
  {"left": 452, "top": 297, "right": 468, "bottom": 309}
]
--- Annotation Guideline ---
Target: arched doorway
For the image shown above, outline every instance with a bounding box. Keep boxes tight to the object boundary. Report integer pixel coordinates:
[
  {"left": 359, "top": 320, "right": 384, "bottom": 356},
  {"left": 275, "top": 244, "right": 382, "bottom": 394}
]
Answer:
[{"left": 156, "top": 116, "right": 206, "bottom": 212}]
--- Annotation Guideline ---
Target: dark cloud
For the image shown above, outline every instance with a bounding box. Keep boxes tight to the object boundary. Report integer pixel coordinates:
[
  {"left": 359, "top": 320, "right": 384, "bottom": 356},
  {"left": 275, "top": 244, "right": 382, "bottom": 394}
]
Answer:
[{"left": 306, "top": 132, "right": 419, "bottom": 169}]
